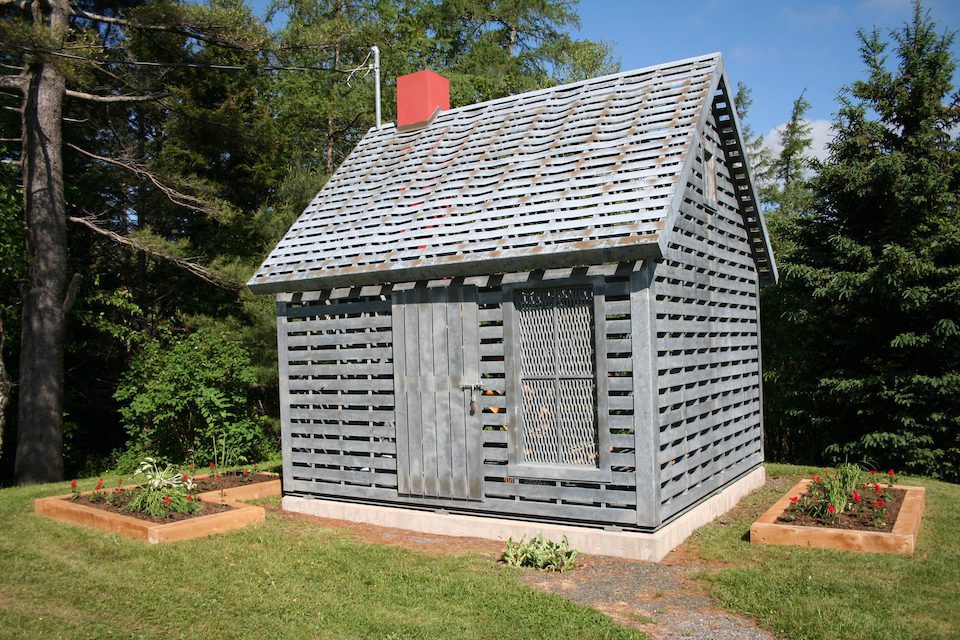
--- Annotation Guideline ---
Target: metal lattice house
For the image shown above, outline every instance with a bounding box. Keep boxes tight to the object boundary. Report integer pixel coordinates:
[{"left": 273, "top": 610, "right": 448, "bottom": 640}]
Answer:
[{"left": 249, "top": 53, "right": 778, "bottom": 560}]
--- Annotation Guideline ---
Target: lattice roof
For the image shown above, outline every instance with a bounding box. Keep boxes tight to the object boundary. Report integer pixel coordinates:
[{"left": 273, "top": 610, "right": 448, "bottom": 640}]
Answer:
[{"left": 249, "top": 53, "right": 776, "bottom": 293}]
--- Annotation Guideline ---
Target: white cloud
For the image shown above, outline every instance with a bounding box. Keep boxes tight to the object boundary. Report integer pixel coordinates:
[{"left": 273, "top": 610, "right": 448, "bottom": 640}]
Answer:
[{"left": 763, "top": 118, "right": 834, "bottom": 165}]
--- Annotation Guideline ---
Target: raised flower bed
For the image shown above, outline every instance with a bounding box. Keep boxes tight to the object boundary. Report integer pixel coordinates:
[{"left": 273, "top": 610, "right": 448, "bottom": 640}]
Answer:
[
  {"left": 35, "top": 464, "right": 281, "bottom": 544},
  {"left": 751, "top": 468, "right": 925, "bottom": 554}
]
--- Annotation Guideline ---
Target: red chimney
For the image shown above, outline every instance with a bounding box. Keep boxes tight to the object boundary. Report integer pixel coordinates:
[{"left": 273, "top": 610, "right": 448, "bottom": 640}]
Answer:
[{"left": 396, "top": 70, "right": 449, "bottom": 130}]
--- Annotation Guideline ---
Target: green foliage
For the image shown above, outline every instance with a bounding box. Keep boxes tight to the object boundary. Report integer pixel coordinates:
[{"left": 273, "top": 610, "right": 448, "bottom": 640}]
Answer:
[
  {"left": 124, "top": 457, "right": 199, "bottom": 517},
  {"left": 791, "top": 463, "right": 867, "bottom": 519},
  {"left": 1, "top": 0, "right": 619, "bottom": 478},
  {"left": 689, "top": 464, "right": 960, "bottom": 640},
  {"left": 760, "top": 4, "right": 960, "bottom": 480},
  {"left": 115, "top": 327, "right": 274, "bottom": 466},
  {"left": 502, "top": 534, "right": 578, "bottom": 572}
]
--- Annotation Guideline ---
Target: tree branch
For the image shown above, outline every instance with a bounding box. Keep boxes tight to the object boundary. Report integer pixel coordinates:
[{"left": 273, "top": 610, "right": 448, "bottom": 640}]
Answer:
[
  {"left": 65, "top": 89, "right": 167, "bottom": 103},
  {"left": 0, "top": 75, "right": 28, "bottom": 95},
  {"left": 68, "top": 216, "right": 240, "bottom": 291},
  {"left": 65, "top": 142, "right": 213, "bottom": 214},
  {"left": 69, "top": 6, "right": 255, "bottom": 51}
]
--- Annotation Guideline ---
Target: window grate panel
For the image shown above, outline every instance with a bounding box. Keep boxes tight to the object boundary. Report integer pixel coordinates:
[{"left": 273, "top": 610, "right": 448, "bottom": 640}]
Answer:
[{"left": 517, "top": 286, "right": 599, "bottom": 467}]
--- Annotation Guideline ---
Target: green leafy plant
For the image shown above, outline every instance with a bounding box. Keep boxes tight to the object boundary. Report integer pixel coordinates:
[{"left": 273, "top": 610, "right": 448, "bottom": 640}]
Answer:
[
  {"left": 115, "top": 327, "right": 274, "bottom": 466},
  {"left": 502, "top": 534, "right": 578, "bottom": 572},
  {"left": 786, "top": 463, "right": 899, "bottom": 525},
  {"left": 124, "top": 458, "right": 200, "bottom": 518}
]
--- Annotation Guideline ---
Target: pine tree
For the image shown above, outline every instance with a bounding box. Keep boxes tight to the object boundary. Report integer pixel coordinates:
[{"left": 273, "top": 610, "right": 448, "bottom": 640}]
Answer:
[
  {"left": 775, "top": 3, "right": 960, "bottom": 479},
  {"left": 0, "top": 0, "right": 265, "bottom": 482},
  {"left": 758, "top": 95, "right": 815, "bottom": 463}
]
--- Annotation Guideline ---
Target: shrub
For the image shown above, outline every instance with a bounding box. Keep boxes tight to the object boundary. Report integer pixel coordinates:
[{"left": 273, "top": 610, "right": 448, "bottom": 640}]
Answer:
[
  {"left": 115, "top": 326, "right": 273, "bottom": 466},
  {"left": 502, "top": 535, "right": 578, "bottom": 572}
]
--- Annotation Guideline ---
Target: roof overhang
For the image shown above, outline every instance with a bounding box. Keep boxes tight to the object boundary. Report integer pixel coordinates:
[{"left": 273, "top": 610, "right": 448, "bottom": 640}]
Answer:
[{"left": 247, "top": 238, "right": 663, "bottom": 294}]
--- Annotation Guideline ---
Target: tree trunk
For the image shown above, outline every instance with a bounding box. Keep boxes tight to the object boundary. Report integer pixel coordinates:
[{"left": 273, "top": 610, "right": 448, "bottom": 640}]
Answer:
[
  {"left": 15, "top": 0, "right": 69, "bottom": 484},
  {"left": 0, "top": 317, "right": 12, "bottom": 456}
]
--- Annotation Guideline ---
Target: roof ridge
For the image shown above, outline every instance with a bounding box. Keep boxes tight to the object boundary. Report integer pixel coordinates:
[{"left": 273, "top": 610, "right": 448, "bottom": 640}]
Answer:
[{"left": 364, "top": 52, "right": 723, "bottom": 138}]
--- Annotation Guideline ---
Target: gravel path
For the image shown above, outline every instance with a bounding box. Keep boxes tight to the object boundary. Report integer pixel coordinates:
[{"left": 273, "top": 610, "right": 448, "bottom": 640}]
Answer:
[{"left": 522, "top": 553, "right": 773, "bottom": 640}]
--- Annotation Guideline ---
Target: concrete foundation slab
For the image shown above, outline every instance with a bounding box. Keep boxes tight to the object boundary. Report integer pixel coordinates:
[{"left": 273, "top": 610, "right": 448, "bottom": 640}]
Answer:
[{"left": 282, "top": 466, "right": 765, "bottom": 561}]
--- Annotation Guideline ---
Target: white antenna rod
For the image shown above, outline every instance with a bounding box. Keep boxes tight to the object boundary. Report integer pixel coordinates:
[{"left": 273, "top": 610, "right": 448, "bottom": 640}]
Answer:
[{"left": 371, "top": 45, "right": 381, "bottom": 130}]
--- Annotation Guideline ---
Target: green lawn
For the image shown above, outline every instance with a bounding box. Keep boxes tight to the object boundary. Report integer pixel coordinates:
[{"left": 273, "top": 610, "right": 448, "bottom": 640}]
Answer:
[
  {"left": 688, "top": 463, "right": 960, "bottom": 640},
  {"left": 0, "top": 476, "right": 641, "bottom": 640},
  {"left": 3, "top": 465, "right": 957, "bottom": 640}
]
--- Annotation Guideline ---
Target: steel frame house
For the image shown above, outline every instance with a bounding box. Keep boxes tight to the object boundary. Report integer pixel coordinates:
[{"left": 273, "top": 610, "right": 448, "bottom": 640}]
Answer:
[{"left": 250, "top": 53, "right": 777, "bottom": 535}]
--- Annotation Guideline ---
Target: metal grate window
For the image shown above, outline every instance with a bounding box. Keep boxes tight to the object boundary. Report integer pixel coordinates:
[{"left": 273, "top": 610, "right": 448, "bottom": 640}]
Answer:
[{"left": 516, "top": 287, "right": 599, "bottom": 467}]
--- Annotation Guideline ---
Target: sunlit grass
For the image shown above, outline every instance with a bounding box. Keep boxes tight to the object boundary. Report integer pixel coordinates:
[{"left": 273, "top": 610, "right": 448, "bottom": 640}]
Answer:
[
  {"left": 0, "top": 477, "right": 642, "bottom": 640},
  {"left": 687, "top": 463, "right": 959, "bottom": 640}
]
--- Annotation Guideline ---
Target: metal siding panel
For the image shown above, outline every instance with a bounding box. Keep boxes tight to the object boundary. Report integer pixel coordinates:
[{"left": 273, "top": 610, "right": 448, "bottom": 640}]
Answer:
[
  {"left": 276, "top": 303, "right": 294, "bottom": 495},
  {"left": 447, "top": 288, "right": 469, "bottom": 500},
  {"left": 404, "top": 291, "right": 424, "bottom": 495},
  {"left": 654, "top": 105, "right": 763, "bottom": 521},
  {"left": 431, "top": 287, "right": 453, "bottom": 498},
  {"left": 462, "top": 285, "right": 484, "bottom": 500},
  {"left": 418, "top": 288, "right": 439, "bottom": 497},
  {"left": 631, "top": 262, "right": 662, "bottom": 527}
]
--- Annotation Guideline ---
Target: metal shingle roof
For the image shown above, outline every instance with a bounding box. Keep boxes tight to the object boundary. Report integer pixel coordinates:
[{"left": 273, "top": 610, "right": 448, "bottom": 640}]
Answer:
[{"left": 250, "top": 53, "right": 754, "bottom": 293}]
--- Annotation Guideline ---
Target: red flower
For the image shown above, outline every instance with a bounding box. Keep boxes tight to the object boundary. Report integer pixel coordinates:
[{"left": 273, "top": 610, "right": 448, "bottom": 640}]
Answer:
[
  {"left": 873, "top": 500, "right": 886, "bottom": 509},
  {"left": 114, "top": 487, "right": 120, "bottom": 494},
  {"left": 163, "top": 495, "right": 171, "bottom": 506},
  {"left": 874, "top": 483, "right": 882, "bottom": 494},
  {"left": 853, "top": 490, "right": 862, "bottom": 504},
  {"left": 242, "top": 470, "right": 249, "bottom": 477},
  {"left": 187, "top": 495, "right": 194, "bottom": 502},
  {"left": 189, "top": 464, "right": 194, "bottom": 471},
  {"left": 96, "top": 477, "right": 103, "bottom": 490},
  {"left": 813, "top": 475, "right": 821, "bottom": 483},
  {"left": 70, "top": 479, "right": 77, "bottom": 490},
  {"left": 182, "top": 474, "right": 188, "bottom": 482},
  {"left": 827, "top": 504, "right": 836, "bottom": 514},
  {"left": 888, "top": 469, "right": 895, "bottom": 476},
  {"left": 209, "top": 461, "right": 216, "bottom": 469},
  {"left": 870, "top": 469, "right": 876, "bottom": 476},
  {"left": 790, "top": 496, "right": 799, "bottom": 504},
  {"left": 118, "top": 478, "right": 123, "bottom": 485}
]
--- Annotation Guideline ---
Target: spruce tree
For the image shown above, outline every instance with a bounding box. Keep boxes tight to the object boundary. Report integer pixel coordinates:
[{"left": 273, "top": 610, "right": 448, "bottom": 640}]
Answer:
[{"left": 777, "top": 3, "right": 960, "bottom": 479}]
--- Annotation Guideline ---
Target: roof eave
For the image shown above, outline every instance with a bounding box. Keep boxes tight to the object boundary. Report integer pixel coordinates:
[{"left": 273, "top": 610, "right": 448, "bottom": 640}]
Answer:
[
  {"left": 657, "top": 56, "right": 779, "bottom": 286},
  {"left": 247, "top": 240, "right": 663, "bottom": 295}
]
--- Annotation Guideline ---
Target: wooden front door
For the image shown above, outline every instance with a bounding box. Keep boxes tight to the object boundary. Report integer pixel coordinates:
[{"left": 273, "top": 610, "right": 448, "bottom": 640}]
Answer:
[{"left": 392, "top": 286, "right": 483, "bottom": 500}]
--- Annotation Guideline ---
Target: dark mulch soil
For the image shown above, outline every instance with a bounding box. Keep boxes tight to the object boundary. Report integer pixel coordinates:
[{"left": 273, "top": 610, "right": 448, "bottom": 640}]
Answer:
[
  {"left": 776, "top": 485, "right": 906, "bottom": 533},
  {"left": 73, "top": 491, "right": 232, "bottom": 524},
  {"left": 192, "top": 472, "right": 277, "bottom": 492}
]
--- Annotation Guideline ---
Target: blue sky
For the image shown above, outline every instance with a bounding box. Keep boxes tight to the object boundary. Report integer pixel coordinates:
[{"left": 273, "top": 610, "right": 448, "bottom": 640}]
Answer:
[
  {"left": 251, "top": 0, "right": 959, "bottom": 156},
  {"left": 573, "top": 0, "right": 960, "bottom": 156}
]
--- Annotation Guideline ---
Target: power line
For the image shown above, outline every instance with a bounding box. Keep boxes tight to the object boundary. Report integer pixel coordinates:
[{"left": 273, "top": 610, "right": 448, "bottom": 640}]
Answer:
[{"left": 15, "top": 46, "right": 363, "bottom": 74}]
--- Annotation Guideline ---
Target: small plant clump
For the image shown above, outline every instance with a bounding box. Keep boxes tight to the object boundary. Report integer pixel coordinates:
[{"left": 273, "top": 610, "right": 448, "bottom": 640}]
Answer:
[
  {"left": 123, "top": 458, "right": 201, "bottom": 518},
  {"left": 784, "top": 464, "right": 897, "bottom": 526},
  {"left": 502, "top": 534, "right": 578, "bottom": 572}
]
